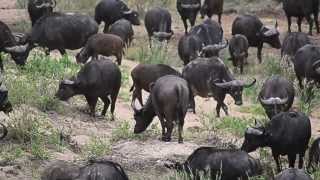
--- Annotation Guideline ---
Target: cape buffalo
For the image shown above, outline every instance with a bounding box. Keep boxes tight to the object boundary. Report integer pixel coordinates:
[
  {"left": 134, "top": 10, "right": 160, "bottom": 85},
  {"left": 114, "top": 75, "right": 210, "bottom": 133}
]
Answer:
[
  {"left": 109, "top": 19, "right": 134, "bottom": 47},
  {"left": 232, "top": 14, "right": 281, "bottom": 63},
  {"left": 200, "top": 0, "right": 224, "bottom": 24},
  {"left": 228, "top": 34, "right": 249, "bottom": 74},
  {"left": 307, "top": 137, "right": 320, "bottom": 172},
  {"left": 130, "top": 64, "right": 181, "bottom": 107},
  {"left": 5, "top": 13, "right": 98, "bottom": 65},
  {"left": 165, "top": 147, "right": 262, "bottom": 180},
  {"left": 56, "top": 58, "right": 121, "bottom": 120},
  {"left": 259, "top": 75, "right": 295, "bottom": 119},
  {"left": 176, "top": 0, "right": 201, "bottom": 34},
  {"left": 182, "top": 57, "right": 256, "bottom": 117},
  {"left": 132, "top": 75, "right": 190, "bottom": 143},
  {"left": 283, "top": 0, "right": 319, "bottom": 35},
  {"left": 178, "top": 34, "right": 203, "bottom": 65},
  {"left": 281, "top": 32, "right": 310, "bottom": 64},
  {"left": 95, "top": 0, "right": 140, "bottom": 33},
  {"left": 144, "top": 7, "right": 174, "bottom": 47},
  {"left": 274, "top": 168, "right": 312, "bottom": 180},
  {"left": 28, "top": 0, "right": 56, "bottom": 26},
  {"left": 241, "top": 111, "right": 311, "bottom": 172}
]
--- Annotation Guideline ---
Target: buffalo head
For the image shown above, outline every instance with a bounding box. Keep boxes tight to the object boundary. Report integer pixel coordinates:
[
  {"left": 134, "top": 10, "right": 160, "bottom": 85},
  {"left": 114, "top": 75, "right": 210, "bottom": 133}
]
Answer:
[
  {"left": 55, "top": 78, "right": 78, "bottom": 101},
  {"left": 213, "top": 78, "right": 256, "bottom": 106},
  {"left": 259, "top": 21, "right": 281, "bottom": 49},
  {"left": 123, "top": 10, "right": 140, "bottom": 26},
  {"left": 241, "top": 121, "right": 269, "bottom": 153},
  {"left": 153, "top": 31, "right": 174, "bottom": 41},
  {"left": 260, "top": 96, "right": 288, "bottom": 118},
  {"left": 5, "top": 43, "right": 32, "bottom": 66},
  {"left": 312, "top": 59, "right": 320, "bottom": 74},
  {"left": 76, "top": 48, "right": 90, "bottom": 64},
  {"left": 132, "top": 98, "right": 154, "bottom": 134},
  {"left": 200, "top": 39, "right": 228, "bottom": 57}
]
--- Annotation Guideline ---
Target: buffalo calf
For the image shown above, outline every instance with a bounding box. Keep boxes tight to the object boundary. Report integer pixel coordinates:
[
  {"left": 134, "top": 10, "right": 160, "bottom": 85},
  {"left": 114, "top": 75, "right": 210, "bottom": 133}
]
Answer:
[
  {"left": 200, "top": 0, "right": 224, "bottom": 24},
  {"left": 241, "top": 111, "right": 311, "bottom": 172},
  {"left": 56, "top": 59, "right": 121, "bottom": 120},
  {"left": 228, "top": 34, "right": 249, "bottom": 74},
  {"left": 133, "top": 75, "right": 189, "bottom": 143},
  {"left": 166, "top": 147, "right": 262, "bottom": 180},
  {"left": 76, "top": 33, "right": 125, "bottom": 65},
  {"left": 109, "top": 19, "right": 134, "bottom": 47}
]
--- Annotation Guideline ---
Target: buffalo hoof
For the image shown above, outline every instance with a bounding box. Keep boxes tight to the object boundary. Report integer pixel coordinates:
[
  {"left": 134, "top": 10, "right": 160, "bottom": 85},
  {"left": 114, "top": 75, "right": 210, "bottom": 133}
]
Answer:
[
  {"left": 178, "top": 139, "right": 183, "bottom": 144},
  {"left": 162, "top": 136, "right": 171, "bottom": 142}
]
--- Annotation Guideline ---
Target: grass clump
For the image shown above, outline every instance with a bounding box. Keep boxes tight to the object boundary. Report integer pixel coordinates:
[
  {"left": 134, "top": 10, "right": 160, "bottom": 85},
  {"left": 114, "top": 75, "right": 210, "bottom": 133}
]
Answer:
[
  {"left": 0, "top": 144, "right": 25, "bottom": 164},
  {"left": 83, "top": 136, "right": 111, "bottom": 160},
  {"left": 118, "top": 65, "right": 132, "bottom": 102},
  {"left": 239, "top": 104, "right": 266, "bottom": 117}
]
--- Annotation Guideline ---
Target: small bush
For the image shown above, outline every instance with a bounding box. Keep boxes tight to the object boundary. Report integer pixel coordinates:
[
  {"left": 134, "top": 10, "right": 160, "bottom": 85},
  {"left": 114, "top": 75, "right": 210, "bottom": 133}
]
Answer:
[
  {"left": 83, "top": 137, "right": 111, "bottom": 160},
  {"left": 111, "top": 121, "right": 136, "bottom": 142}
]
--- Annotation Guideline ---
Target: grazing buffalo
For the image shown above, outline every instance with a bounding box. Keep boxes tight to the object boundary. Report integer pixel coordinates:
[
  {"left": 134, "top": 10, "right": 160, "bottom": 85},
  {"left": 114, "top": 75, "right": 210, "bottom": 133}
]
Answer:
[
  {"left": 274, "top": 168, "right": 312, "bottom": 180},
  {"left": 76, "top": 33, "right": 125, "bottom": 65},
  {"left": 183, "top": 57, "right": 256, "bottom": 117},
  {"left": 259, "top": 75, "right": 295, "bottom": 119},
  {"left": 241, "top": 111, "right": 311, "bottom": 172},
  {"left": 28, "top": 0, "right": 56, "bottom": 26},
  {"left": 281, "top": 32, "right": 310, "bottom": 64},
  {"left": 178, "top": 34, "right": 202, "bottom": 65},
  {"left": 130, "top": 64, "right": 181, "bottom": 107},
  {"left": 56, "top": 59, "right": 121, "bottom": 120},
  {"left": 228, "top": 34, "right": 249, "bottom": 74},
  {"left": 165, "top": 147, "right": 262, "bottom": 180},
  {"left": 5, "top": 13, "right": 98, "bottom": 65},
  {"left": 283, "top": 0, "right": 319, "bottom": 35},
  {"left": 95, "top": 0, "right": 140, "bottom": 33},
  {"left": 307, "top": 137, "right": 320, "bottom": 171},
  {"left": 232, "top": 14, "right": 281, "bottom": 63},
  {"left": 133, "top": 75, "right": 190, "bottom": 143},
  {"left": 200, "top": 0, "right": 224, "bottom": 24},
  {"left": 176, "top": 0, "right": 201, "bottom": 34},
  {"left": 41, "top": 159, "right": 129, "bottom": 180},
  {"left": 109, "top": 19, "right": 134, "bottom": 47},
  {"left": 0, "top": 21, "right": 29, "bottom": 69},
  {"left": 292, "top": 44, "right": 320, "bottom": 88},
  {"left": 145, "top": 7, "right": 174, "bottom": 47}
]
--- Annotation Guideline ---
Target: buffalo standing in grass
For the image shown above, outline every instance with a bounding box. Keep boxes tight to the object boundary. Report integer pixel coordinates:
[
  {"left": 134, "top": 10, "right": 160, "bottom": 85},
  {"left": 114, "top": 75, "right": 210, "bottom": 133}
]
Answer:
[
  {"left": 130, "top": 64, "right": 181, "bottom": 107},
  {"left": 241, "top": 111, "right": 311, "bottom": 172},
  {"left": 56, "top": 59, "right": 121, "bottom": 120},
  {"left": 183, "top": 57, "right": 256, "bottom": 117},
  {"left": 176, "top": 0, "right": 201, "bottom": 34},
  {"left": 232, "top": 14, "right": 281, "bottom": 63},
  {"left": 145, "top": 7, "right": 174, "bottom": 47},
  {"left": 200, "top": 0, "right": 224, "bottom": 24},
  {"left": 5, "top": 13, "right": 98, "bottom": 65},
  {"left": 281, "top": 32, "right": 310, "bottom": 64},
  {"left": 307, "top": 137, "right": 320, "bottom": 172},
  {"left": 95, "top": 0, "right": 140, "bottom": 33},
  {"left": 28, "top": 0, "right": 56, "bottom": 26},
  {"left": 283, "top": 0, "right": 319, "bottom": 35},
  {"left": 133, "top": 75, "right": 190, "bottom": 143},
  {"left": 259, "top": 75, "right": 295, "bottom": 119},
  {"left": 165, "top": 147, "right": 262, "bottom": 180},
  {"left": 228, "top": 34, "right": 249, "bottom": 74},
  {"left": 109, "top": 19, "right": 134, "bottom": 47},
  {"left": 274, "top": 168, "right": 312, "bottom": 180}
]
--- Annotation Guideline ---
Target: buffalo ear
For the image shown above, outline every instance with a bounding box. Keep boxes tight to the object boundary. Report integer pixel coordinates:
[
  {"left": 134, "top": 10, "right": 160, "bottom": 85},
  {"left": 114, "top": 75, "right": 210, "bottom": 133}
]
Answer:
[{"left": 149, "top": 83, "right": 155, "bottom": 91}]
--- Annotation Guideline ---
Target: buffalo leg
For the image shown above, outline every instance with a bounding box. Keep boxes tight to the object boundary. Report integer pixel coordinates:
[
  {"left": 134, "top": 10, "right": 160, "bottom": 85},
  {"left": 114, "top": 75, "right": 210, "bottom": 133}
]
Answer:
[
  {"left": 164, "top": 119, "right": 173, "bottom": 142},
  {"left": 297, "top": 17, "right": 303, "bottom": 32},
  {"left": 216, "top": 102, "right": 228, "bottom": 117},
  {"left": 101, "top": 95, "right": 111, "bottom": 117},
  {"left": 158, "top": 116, "right": 166, "bottom": 140},
  {"left": 190, "top": 15, "right": 197, "bottom": 27},
  {"left": 297, "top": 76, "right": 304, "bottom": 89},
  {"left": 299, "top": 153, "right": 305, "bottom": 169},
  {"left": 0, "top": 55, "right": 3, "bottom": 71},
  {"left": 116, "top": 52, "right": 122, "bottom": 65},
  {"left": 218, "top": 14, "right": 222, "bottom": 24},
  {"left": 315, "top": 12, "right": 320, "bottom": 33},
  {"left": 85, "top": 96, "right": 98, "bottom": 117},
  {"left": 182, "top": 18, "right": 188, "bottom": 34},
  {"left": 286, "top": 15, "right": 292, "bottom": 33},
  {"left": 178, "top": 114, "right": 185, "bottom": 143},
  {"left": 59, "top": 49, "right": 66, "bottom": 55},
  {"left": 132, "top": 88, "right": 143, "bottom": 107},
  {"left": 222, "top": 103, "right": 229, "bottom": 116},
  {"left": 273, "top": 153, "right": 282, "bottom": 172},
  {"left": 306, "top": 15, "right": 314, "bottom": 35},
  {"left": 240, "top": 58, "right": 244, "bottom": 74},
  {"left": 257, "top": 44, "right": 263, "bottom": 63},
  {"left": 103, "top": 25, "right": 109, "bottom": 33},
  {"left": 109, "top": 91, "right": 119, "bottom": 121},
  {"left": 288, "top": 154, "right": 297, "bottom": 168},
  {"left": 188, "top": 94, "right": 196, "bottom": 114}
]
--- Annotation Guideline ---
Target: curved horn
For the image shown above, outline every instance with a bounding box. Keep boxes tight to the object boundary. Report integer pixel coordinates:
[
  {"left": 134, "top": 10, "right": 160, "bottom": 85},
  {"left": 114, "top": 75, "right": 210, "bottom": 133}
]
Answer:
[
  {"left": 123, "top": 10, "right": 133, "bottom": 15},
  {"left": 4, "top": 44, "right": 28, "bottom": 53},
  {"left": 51, "top": 0, "right": 57, "bottom": 8},
  {"left": 312, "top": 60, "right": 320, "bottom": 74},
  {"left": 246, "top": 127, "right": 263, "bottom": 136},
  {"left": 131, "top": 101, "right": 141, "bottom": 113},
  {"left": 36, "top": 2, "right": 52, "bottom": 8},
  {"left": 263, "top": 27, "right": 278, "bottom": 37},
  {"left": 62, "top": 80, "right": 75, "bottom": 85},
  {"left": 181, "top": 3, "right": 200, "bottom": 9},
  {"left": 260, "top": 97, "right": 288, "bottom": 105},
  {"left": 243, "top": 78, "right": 256, "bottom": 88},
  {"left": 0, "top": 123, "right": 8, "bottom": 140},
  {"left": 213, "top": 81, "right": 233, "bottom": 89}
]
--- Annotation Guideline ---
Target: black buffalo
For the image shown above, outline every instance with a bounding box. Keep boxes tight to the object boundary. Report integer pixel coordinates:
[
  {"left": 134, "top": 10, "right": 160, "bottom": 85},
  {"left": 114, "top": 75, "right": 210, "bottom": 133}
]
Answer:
[
  {"left": 178, "top": 34, "right": 202, "bottom": 65},
  {"left": 109, "top": 19, "right": 134, "bottom": 47},
  {"left": 307, "top": 137, "right": 320, "bottom": 172},
  {"left": 281, "top": 32, "right": 310, "bottom": 64},
  {"left": 95, "top": 0, "right": 140, "bottom": 33},
  {"left": 130, "top": 64, "right": 181, "bottom": 107},
  {"left": 232, "top": 14, "right": 281, "bottom": 63},
  {"left": 228, "top": 34, "right": 249, "bottom": 74},
  {"left": 292, "top": 44, "right": 320, "bottom": 88},
  {"left": 166, "top": 147, "right": 262, "bottom": 180},
  {"left": 56, "top": 59, "right": 121, "bottom": 120},
  {"left": 200, "top": 0, "right": 224, "bottom": 24},
  {"left": 274, "top": 168, "right": 312, "bottom": 180},
  {"left": 132, "top": 75, "right": 190, "bottom": 143},
  {"left": 259, "top": 75, "right": 295, "bottom": 119},
  {"left": 182, "top": 57, "right": 256, "bottom": 117},
  {"left": 176, "top": 0, "right": 201, "bottom": 34},
  {"left": 241, "top": 111, "right": 311, "bottom": 172},
  {"left": 5, "top": 13, "right": 98, "bottom": 65},
  {"left": 283, "top": 0, "right": 319, "bottom": 35},
  {"left": 144, "top": 7, "right": 174, "bottom": 47},
  {"left": 28, "top": 0, "right": 56, "bottom": 26}
]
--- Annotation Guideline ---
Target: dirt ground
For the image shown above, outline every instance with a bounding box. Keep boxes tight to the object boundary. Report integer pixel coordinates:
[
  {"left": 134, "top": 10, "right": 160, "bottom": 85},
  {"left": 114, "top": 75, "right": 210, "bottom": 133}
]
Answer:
[{"left": 1, "top": 0, "right": 320, "bottom": 180}]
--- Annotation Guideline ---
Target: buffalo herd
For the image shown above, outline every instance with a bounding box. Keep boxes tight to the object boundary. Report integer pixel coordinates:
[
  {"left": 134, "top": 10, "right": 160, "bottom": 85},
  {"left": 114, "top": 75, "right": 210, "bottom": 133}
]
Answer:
[{"left": 1, "top": 0, "right": 320, "bottom": 179}]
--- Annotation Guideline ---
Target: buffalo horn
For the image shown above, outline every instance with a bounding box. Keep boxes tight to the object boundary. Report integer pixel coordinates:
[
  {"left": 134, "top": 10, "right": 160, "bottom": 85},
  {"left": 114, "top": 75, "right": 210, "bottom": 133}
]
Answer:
[
  {"left": 62, "top": 80, "right": 75, "bottom": 85},
  {"left": 0, "top": 123, "right": 8, "bottom": 140},
  {"left": 4, "top": 44, "right": 28, "bottom": 53},
  {"left": 260, "top": 97, "right": 288, "bottom": 105},
  {"left": 312, "top": 60, "right": 320, "bottom": 74},
  {"left": 123, "top": 10, "right": 133, "bottom": 15},
  {"left": 263, "top": 27, "right": 278, "bottom": 37},
  {"left": 246, "top": 127, "right": 263, "bottom": 136},
  {"left": 243, "top": 78, "right": 256, "bottom": 88},
  {"left": 181, "top": 3, "right": 200, "bottom": 9}
]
